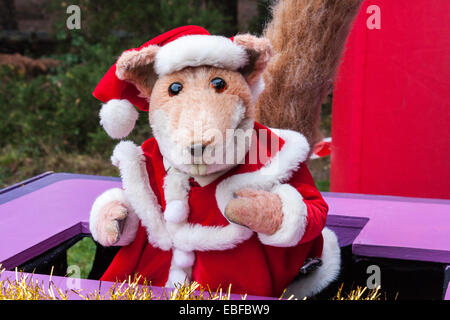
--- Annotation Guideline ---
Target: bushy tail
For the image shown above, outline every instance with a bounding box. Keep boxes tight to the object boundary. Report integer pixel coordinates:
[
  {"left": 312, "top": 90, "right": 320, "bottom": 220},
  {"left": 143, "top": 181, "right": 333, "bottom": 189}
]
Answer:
[{"left": 255, "top": 0, "right": 363, "bottom": 147}]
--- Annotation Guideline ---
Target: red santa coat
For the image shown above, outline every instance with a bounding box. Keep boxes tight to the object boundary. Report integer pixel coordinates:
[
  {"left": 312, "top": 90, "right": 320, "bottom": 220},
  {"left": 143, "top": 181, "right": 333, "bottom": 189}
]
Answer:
[{"left": 95, "top": 123, "right": 338, "bottom": 297}]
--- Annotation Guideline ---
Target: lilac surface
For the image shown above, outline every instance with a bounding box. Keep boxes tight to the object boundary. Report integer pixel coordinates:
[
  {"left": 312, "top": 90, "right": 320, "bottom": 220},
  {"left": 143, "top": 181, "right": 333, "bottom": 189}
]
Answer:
[
  {"left": 324, "top": 194, "right": 450, "bottom": 263},
  {"left": 0, "top": 171, "right": 54, "bottom": 195},
  {"left": 1, "top": 173, "right": 450, "bottom": 280},
  {"left": 0, "top": 270, "right": 268, "bottom": 300},
  {"left": 325, "top": 215, "right": 369, "bottom": 247},
  {"left": 0, "top": 177, "right": 121, "bottom": 269},
  {"left": 0, "top": 172, "right": 120, "bottom": 205},
  {"left": 324, "top": 191, "right": 450, "bottom": 204}
]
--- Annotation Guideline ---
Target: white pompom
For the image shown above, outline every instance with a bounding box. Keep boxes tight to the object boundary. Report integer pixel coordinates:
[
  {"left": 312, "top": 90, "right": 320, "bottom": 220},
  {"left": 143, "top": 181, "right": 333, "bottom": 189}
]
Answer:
[
  {"left": 172, "top": 249, "right": 195, "bottom": 268},
  {"left": 164, "top": 200, "right": 189, "bottom": 223},
  {"left": 99, "top": 99, "right": 139, "bottom": 139}
]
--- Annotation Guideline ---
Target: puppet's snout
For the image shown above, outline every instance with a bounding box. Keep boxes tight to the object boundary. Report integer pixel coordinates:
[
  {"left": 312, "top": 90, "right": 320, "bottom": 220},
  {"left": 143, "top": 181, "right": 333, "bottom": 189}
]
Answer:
[
  {"left": 188, "top": 131, "right": 216, "bottom": 157},
  {"left": 178, "top": 114, "right": 222, "bottom": 152},
  {"left": 188, "top": 135, "right": 216, "bottom": 165}
]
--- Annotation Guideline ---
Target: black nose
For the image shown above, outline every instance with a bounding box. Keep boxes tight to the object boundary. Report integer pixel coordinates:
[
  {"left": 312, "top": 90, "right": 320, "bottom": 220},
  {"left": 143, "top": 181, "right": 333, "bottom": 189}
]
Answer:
[{"left": 190, "top": 144, "right": 207, "bottom": 156}]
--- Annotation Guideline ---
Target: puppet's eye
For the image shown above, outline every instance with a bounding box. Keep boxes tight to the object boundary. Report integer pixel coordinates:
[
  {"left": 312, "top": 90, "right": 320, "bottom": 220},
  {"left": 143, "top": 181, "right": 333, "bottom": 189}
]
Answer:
[
  {"left": 211, "top": 77, "right": 227, "bottom": 93},
  {"left": 168, "top": 82, "right": 183, "bottom": 96}
]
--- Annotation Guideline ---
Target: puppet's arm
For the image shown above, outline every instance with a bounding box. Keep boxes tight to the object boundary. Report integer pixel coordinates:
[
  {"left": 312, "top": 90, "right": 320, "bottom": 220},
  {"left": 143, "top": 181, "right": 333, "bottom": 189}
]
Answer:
[
  {"left": 225, "top": 164, "right": 328, "bottom": 247},
  {"left": 89, "top": 188, "right": 140, "bottom": 246}
]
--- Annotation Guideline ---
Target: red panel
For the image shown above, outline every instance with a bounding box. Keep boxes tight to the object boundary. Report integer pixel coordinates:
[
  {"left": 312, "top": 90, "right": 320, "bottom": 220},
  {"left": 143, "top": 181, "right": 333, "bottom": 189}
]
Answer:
[{"left": 331, "top": 0, "right": 450, "bottom": 199}]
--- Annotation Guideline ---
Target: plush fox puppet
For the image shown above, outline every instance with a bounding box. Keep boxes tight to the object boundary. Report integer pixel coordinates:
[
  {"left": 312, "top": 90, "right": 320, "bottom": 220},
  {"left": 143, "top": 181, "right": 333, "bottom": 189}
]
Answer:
[{"left": 90, "top": 0, "right": 362, "bottom": 298}]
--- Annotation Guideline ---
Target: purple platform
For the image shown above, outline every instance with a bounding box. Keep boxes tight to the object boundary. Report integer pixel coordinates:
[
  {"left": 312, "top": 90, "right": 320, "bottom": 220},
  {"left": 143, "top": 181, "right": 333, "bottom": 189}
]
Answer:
[
  {"left": 0, "top": 173, "right": 121, "bottom": 269},
  {"left": 325, "top": 193, "right": 450, "bottom": 264},
  {"left": 1, "top": 172, "right": 449, "bottom": 299}
]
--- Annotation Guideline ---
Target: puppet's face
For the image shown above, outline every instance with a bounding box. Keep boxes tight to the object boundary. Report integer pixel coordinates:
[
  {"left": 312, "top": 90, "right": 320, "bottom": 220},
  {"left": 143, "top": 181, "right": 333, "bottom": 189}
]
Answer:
[
  {"left": 115, "top": 34, "right": 272, "bottom": 176},
  {"left": 149, "top": 66, "right": 255, "bottom": 176}
]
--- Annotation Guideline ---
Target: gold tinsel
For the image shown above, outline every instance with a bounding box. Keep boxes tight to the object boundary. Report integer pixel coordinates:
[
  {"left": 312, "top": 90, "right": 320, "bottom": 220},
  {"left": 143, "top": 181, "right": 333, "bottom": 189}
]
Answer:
[
  {"left": 0, "top": 266, "right": 239, "bottom": 300},
  {"left": 0, "top": 266, "right": 69, "bottom": 300},
  {"left": 332, "top": 283, "right": 384, "bottom": 300},
  {"left": 0, "top": 266, "right": 384, "bottom": 300}
]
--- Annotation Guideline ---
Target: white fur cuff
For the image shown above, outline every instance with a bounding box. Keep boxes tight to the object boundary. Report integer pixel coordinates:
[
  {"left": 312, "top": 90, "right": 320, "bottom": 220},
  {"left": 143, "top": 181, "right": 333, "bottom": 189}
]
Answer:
[
  {"left": 99, "top": 99, "right": 139, "bottom": 139},
  {"left": 258, "top": 184, "right": 308, "bottom": 247}
]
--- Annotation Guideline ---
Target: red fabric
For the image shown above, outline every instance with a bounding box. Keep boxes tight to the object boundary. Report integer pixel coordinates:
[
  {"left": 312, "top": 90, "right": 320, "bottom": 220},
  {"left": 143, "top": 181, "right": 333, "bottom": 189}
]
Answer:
[
  {"left": 92, "top": 25, "right": 210, "bottom": 111},
  {"left": 100, "top": 123, "right": 328, "bottom": 297},
  {"left": 313, "top": 140, "right": 331, "bottom": 158},
  {"left": 331, "top": 0, "right": 450, "bottom": 199}
]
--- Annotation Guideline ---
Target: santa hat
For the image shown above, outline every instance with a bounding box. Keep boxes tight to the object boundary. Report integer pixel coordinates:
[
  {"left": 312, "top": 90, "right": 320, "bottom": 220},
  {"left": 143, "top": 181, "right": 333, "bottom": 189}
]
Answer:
[{"left": 93, "top": 25, "right": 257, "bottom": 139}]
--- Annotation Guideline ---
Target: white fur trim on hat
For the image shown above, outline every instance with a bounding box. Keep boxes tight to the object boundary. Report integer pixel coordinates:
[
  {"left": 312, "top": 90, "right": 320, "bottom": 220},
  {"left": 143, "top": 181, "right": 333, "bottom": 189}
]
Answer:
[
  {"left": 99, "top": 99, "right": 139, "bottom": 139},
  {"left": 154, "top": 35, "right": 248, "bottom": 76}
]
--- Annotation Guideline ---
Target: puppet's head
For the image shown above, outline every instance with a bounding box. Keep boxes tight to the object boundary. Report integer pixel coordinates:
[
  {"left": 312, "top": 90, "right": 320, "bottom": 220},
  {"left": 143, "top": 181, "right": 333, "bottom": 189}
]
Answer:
[{"left": 94, "top": 26, "right": 272, "bottom": 176}]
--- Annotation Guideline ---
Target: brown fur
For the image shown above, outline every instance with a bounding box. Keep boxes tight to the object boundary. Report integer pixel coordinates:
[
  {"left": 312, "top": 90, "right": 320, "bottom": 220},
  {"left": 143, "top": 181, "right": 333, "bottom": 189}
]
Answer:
[
  {"left": 234, "top": 34, "right": 273, "bottom": 87},
  {"left": 225, "top": 188, "right": 283, "bottom": 235},
  {"left": 102, "top": 6, "right": 364, "bottom": 238},
  {"left": 115, "top": 37, "right": 270, "bottom": 149},
  {"left": 116, "top": 45, "right": 160, "bottom": 97},
  {"left": 150, "top": 66, "right": 253, "bottom": 148},
  {"left": 255, "top": 0, "right": 364, "bottom": 147}
]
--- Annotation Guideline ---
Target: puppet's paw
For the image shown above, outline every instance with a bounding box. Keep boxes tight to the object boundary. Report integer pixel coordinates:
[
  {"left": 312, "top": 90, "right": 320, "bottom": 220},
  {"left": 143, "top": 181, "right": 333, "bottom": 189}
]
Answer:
[
  {"left": 95, "top": 201, "right": 128, "bottom": 246},
  {"left": 224, "top": 188, "right": 283, "bottom": 235}
]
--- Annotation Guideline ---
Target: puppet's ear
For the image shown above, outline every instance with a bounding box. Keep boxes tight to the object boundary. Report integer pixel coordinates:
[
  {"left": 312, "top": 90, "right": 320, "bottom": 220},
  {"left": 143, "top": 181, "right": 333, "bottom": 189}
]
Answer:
[
  {"left": 116, "top": 45, "right": 160, "bottom": 97},
  {"left": 234, "top": 34, "right": 273, "bottom": 87}
]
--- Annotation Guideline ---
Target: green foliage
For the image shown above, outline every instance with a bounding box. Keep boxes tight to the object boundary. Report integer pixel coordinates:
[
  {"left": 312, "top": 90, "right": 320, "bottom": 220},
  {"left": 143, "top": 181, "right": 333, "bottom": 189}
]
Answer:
[
  {"left": 67, "top": 237, "right": 97, "bottom": 279},
  {"left": 315, "top": 180, "right": 330, "bottom": 192},
  {"left": 248, "top": 0, "right": 274, "bottom": 35},
  {"left": 50, "top": 0, "right": 234, "bottom": 44},
  {"left": 156, "top": 0, "right": 233, "bottom": 35},
  {"left": 0, "top": 35, "right": 117, "bottom": 157}
]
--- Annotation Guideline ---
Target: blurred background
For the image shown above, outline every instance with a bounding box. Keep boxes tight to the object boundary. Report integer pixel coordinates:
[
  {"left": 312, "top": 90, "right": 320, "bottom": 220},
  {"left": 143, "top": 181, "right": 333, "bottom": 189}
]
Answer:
[{"left": 0, "top": 0, "right": 332, "bottom": 193}]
